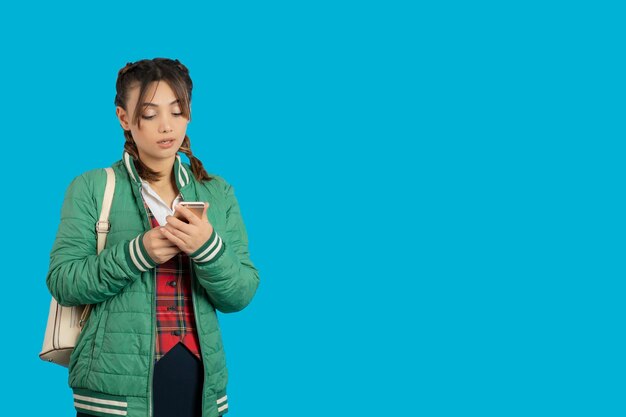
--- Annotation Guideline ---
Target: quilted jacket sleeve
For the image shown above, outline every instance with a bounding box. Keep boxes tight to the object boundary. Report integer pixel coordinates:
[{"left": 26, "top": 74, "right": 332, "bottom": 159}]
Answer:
[
  {"left": 46, "top": 173, "right": 156, "bottom": 307},
  {"left": 189, "top": 180, "right": 260, "bottom": 313}
]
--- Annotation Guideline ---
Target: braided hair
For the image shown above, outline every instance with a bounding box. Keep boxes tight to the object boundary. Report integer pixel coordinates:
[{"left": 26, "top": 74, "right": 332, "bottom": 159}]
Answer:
[{"left": 114, "top": 58, "right": 212, "bottom": 183}]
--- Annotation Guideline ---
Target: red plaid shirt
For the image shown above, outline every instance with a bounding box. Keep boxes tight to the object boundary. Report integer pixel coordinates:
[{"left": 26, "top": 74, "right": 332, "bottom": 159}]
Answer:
[{"left": 142, "top": 197, "right": 202, "bottom": 363}]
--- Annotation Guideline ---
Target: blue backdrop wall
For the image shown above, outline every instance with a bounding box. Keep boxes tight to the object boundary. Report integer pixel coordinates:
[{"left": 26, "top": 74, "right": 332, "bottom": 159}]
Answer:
[{"left": 1, "top": 1, "right": 624, "bottom": 416}]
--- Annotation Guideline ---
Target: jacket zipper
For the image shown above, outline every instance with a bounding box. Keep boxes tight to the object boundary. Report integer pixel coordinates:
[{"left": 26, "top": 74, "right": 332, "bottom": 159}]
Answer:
[
  {"left": 137, "top": 183, "right": 157, "bottom": 417},
  {"left": 190, "top": 257, "right": 207, "bottom": 415}
]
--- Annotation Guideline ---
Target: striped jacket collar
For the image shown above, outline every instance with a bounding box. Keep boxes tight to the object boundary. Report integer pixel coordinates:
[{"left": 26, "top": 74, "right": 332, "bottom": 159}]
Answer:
[{"left": 122, "top": 150, "right": 193, "bottom": 190}]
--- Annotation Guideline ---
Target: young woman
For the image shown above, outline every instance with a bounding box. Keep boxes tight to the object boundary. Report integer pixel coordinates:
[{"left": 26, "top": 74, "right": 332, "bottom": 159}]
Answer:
[{"left": 46, "top": 58, "right": 260, "bottom": 417}]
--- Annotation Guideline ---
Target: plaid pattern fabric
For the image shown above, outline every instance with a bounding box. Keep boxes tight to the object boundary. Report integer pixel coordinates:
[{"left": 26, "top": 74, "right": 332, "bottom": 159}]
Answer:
[{"left": 142, "top": 197, "right": 202, "bottom": 363}]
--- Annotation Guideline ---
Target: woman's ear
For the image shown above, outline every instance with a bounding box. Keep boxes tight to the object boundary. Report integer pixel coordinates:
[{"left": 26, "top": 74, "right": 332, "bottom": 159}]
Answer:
[{"left": 116, "top": 106, "right": 131, "bottom": 130}]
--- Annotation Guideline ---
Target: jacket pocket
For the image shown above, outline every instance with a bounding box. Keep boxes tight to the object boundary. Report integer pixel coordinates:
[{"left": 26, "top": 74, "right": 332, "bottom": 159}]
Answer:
[
  {"left": 91, "top": 310, "right": 108, "bottom": 360},
  {"left": 69, "top": 310, "right": 98, "bottom": 370}
]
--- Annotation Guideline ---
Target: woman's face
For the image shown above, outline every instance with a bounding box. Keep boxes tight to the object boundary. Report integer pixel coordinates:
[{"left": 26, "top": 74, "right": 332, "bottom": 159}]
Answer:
[{"left": 116, "top": 81, "right": 189, "bottom": 167}]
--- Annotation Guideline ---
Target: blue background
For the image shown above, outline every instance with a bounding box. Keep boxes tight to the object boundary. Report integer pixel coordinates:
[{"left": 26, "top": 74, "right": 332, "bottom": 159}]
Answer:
[{"left": 1, "top": 1, "right": 624, "bottom": 416}]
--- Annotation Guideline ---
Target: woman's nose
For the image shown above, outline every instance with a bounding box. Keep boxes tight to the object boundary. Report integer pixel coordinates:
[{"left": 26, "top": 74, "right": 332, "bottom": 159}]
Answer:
[{"left": 158, "top": 114, "right": 173, "bottom": 133}]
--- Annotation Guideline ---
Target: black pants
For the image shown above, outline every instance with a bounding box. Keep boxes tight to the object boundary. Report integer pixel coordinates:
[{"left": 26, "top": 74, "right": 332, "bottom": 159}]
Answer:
[{"left": 77, "top": 342, "right": 204, "bottom": 417}]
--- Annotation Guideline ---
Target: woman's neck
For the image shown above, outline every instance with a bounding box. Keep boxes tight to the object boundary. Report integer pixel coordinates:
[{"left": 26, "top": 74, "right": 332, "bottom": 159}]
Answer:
[{"left": 141, "top": 155, "right": 176, "bottom": 188}]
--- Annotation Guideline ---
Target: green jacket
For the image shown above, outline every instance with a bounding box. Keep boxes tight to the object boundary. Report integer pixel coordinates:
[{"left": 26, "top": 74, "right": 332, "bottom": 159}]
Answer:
[{"left": 46, "top": 151, "right": 260, "bottom": 417}]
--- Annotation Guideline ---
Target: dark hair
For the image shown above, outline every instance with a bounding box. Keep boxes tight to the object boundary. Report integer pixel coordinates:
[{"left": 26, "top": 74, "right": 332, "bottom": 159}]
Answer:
[{"left": 114, "top": 58, "right": 212, "bottom": 182}]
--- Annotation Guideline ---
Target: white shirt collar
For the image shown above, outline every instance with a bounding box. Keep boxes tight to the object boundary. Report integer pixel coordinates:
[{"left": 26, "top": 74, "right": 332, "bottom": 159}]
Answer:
[{"left": 140, "top": 179, "right": 183, "bottom": 225}]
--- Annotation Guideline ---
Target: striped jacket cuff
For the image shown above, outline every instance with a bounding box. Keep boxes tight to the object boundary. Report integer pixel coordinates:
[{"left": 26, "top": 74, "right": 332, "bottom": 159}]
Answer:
[
  {"left": 189, "top": 228, "right": 226, "bottom": 264},
  {"left": 124, "top": 232, "right": 158, "bottom": 274}
]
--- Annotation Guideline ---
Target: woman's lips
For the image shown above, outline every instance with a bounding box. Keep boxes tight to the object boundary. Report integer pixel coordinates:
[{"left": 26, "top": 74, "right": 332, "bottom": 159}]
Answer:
[{"left": 157, "top": 139, "right": 175, "bottom": 148}]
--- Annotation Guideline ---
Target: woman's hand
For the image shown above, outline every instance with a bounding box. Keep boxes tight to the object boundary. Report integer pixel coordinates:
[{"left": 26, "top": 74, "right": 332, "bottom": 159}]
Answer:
[
  {"left": 160, "top": 203, "right": 214, "bottom": 255},
  {"left": 142, "top": 228, "right": 181, "bottom": 264}
]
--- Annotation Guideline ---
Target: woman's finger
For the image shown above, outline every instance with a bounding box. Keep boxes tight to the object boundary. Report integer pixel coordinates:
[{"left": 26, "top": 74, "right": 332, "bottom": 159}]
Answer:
[
  {"left": 165, "top": 214, "right": 194, "bottom": 234},
  {"left": 160, "top": 227, "right": 186, "bottom": 249},
  {"left": 151, "top": 229, "right": 179, "bottom": 247},
  {"left": 162, "top": 225, "right": 190, "bottom": 242}
]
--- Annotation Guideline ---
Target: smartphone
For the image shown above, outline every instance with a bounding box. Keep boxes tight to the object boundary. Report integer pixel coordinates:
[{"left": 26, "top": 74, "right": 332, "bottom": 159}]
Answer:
[{"left": 173, "top": 202, "right": 207, "bottom": 222}]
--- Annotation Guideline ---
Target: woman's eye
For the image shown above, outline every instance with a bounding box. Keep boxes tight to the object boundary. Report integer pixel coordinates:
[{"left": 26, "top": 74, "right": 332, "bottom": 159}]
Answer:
[{"left": 141, "top": 112, "right": 182, "bottom": 119}]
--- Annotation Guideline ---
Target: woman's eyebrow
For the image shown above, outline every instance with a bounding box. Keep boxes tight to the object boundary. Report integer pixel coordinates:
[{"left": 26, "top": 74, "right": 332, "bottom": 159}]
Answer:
[{"left": 142, "top": 99, "right": 180, "bottom": 107}]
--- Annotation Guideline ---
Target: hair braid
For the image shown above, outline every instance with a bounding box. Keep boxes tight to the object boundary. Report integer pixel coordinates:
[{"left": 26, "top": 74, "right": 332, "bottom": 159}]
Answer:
[{"left": 179, "top": 136, "right": 211, "bottom": 181}]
